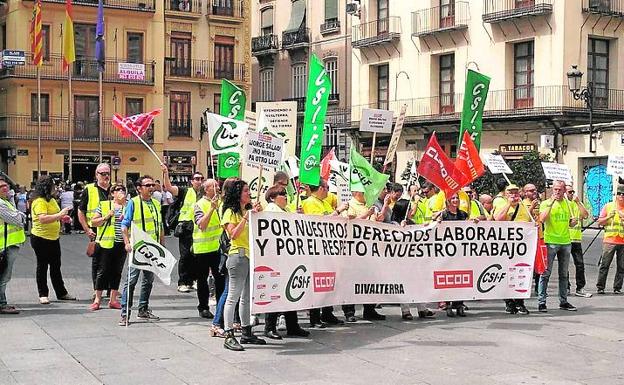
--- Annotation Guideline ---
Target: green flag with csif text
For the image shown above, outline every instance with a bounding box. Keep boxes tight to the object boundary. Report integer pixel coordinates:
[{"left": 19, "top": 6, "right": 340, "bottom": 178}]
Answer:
[
  {"left": 218, "top": 79, "right": 245, "bottom": 178},
  {"left": 458, "top": 69, "right": 490, "bottom": 150}
]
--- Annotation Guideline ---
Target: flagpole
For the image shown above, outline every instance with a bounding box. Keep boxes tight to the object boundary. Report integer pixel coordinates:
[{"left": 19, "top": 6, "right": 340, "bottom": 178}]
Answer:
[
  {"left": 126, "top": 246, "right": 131, "bottom": 327},
  {"left": 37, "top": 67, "right": 42, "bottom": 178},
  {"left": 370, "top": 132, "right": 377, "bottom": 163},
  {"left": 256, "top": 166, "right": 263, "bottom": 204},
  {"left": 98, "top": 70, "right": 103, "bottom": 161},
  {"left": 209, "top": 152, "right": 215, "bottom": 179},
  {"left": 68, "top": 67, "right": 73, "bottom": 182}
]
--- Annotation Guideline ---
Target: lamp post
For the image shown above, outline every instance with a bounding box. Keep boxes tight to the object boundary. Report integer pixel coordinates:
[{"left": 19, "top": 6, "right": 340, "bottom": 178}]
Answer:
[{"left": 567, "top": 64, "right": 595, "bottom": 153}]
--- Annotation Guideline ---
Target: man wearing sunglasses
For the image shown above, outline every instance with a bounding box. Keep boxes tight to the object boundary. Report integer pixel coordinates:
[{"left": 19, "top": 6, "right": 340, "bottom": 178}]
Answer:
[
  {"left": 596, "top": 184, "right": 624, "bottom": 295},
  {"left": 565, "top": 185, "right": 591, "bottom": 298},
  {"left": 161, "top": 165, "right": 205, "bottom": 294},
  {"left": 78, "top": 163, "right": 112, "bottom": 295}
]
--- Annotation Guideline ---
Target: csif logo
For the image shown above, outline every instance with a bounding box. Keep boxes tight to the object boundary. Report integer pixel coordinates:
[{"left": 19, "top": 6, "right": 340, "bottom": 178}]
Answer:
[
  {"left": 477, "top": 264, "right": 506, "bottom": 293},
  {"left": 212, "top": 121, "right": 239, "bottom": 151},
  {"left": 303, "top": 155, "right": 317, "bottom": 171},
  {"left": 223, "top": 155, "right": 238, "bottom": 169},
  {"left": 286, "top": 265, "right": 310, "bottom": 302}
]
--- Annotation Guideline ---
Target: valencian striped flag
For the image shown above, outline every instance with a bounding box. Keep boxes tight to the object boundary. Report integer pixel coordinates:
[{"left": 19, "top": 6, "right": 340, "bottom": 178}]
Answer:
[
  {"left": 30, "top": 0, "right": 43, "bottom": 66},
  {"left": 62, "top": 0, "right": 75, "bottom": 71}
]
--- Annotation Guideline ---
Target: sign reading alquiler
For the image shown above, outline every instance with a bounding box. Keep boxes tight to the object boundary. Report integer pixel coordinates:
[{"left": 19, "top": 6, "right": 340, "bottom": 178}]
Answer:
[
  {"left": 499, "top": 143, "right": 536, "bottom": 155},
  {"left": 118, "top": 62, "right": 145, "bottom": 81},
  {"left": 250, "top": 212, "right": 537, "bottom": 313}
]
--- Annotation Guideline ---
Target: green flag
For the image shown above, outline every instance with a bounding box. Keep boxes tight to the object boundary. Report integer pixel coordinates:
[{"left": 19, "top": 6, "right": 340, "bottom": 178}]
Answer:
[
  {"left": 299, "top": 54, "right": 331, "bottom": 186},
  {"left": 458, "top": 69, "right": 490, "bottom": 150},
  {"left": 349, "top": 146, "right": 389, "bottom": 207},
  {"left": 218, "top": 79, "right": 246, "bottom": 178}
]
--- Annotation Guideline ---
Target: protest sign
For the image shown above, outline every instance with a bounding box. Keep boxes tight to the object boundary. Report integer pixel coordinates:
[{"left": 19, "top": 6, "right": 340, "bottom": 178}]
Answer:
[
  {"left": 541, "top": 162, "right": 573, "bottom": 184},
  {"left": 206, "top": 113, "right": 248, "bottom": 155},
  {"left": 484, "top": 153, "right": 513, "bottom": 174},
  {"left": 606, "top": 155, "right": 624, "bottom": 177},
  {"left": 250, "top": 212, "right": 537, "bottom": 313},
  {"left": 360, "top": 108, "right": 394, "bottom": 134},
  {"left": 218, "top": 79, "right": 245, "bottom": 178},
  {"left": 244, "top": 131, "right": 284, "bottom": 170},
  {"left": 256, "top": 101, "right": 297, "bottom": 157},
  {"left": 384, "top": 104, "right": 407, "bottom": 166},
  {"left": 244, "top": 110, "right": 257, "bottom": 131}
]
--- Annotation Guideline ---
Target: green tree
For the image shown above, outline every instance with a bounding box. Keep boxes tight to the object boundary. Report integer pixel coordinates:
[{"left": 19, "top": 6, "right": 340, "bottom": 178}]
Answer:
[{"left": 471, "top": 151, "right": 552, "bottom": 195}]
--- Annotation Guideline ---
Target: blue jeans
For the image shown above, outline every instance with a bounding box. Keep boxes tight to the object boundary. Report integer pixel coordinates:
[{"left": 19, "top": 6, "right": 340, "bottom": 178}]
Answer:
[
  {"left": 212, "top": 276, "right": 228, "bottom": 329},
  {"left": 538, "top": 244, "right": 571, "bottom": 305},
  {"left": 120, "top": 266, "right": 154, "bottom": 316},
  {"left": 0, "top": 246, "right": 19, "bottom": 307}
]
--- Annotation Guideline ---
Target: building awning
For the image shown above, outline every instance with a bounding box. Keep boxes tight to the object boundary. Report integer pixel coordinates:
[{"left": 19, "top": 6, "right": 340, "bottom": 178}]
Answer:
[{"left": 285, "top": 0, "right": 306, "bottom": 32}]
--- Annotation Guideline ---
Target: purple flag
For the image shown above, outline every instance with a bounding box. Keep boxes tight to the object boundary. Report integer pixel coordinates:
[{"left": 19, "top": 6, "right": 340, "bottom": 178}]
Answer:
[{"left": 95, "top": 0, "right": 105, "bottom": 72}]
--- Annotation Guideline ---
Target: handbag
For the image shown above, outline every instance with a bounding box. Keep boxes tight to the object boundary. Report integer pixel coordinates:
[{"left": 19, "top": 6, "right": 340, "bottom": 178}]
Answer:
[{"left": 86, "top": 204, "right": 112, "bottom": 257}]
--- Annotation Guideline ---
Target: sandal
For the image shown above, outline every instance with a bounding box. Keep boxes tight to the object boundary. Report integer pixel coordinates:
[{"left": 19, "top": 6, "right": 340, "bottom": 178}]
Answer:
[{"left": 209, "top": 325, "right": 226, "bottom": 338}]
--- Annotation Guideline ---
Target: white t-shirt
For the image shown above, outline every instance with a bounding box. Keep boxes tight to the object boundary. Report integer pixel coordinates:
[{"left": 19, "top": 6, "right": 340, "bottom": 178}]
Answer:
[
  {"left": 152, "top": 190, "right": 163, "bottom": 204},
  {"left": 60, "top": 191, "right": 74, "bottom": 209},
  {"left": 162, "top": 191, "right": 173, "bottom": 206}
]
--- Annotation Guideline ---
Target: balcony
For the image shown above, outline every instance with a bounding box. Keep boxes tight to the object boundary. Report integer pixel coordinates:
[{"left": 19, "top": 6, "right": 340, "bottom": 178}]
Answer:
[
  {"left": 0, "top": 53, "right": 155, "bottom": 85},
  {"left": 164, "top": 59, "right": 246, "bottom": 82},
  {"left": 320, "top": 18, "right": 341, "bottom": 35},
  {"left": 582, "top": 0, "right": 624, "bottom": 16},
  {"left": 281, "top": 28, "right": 311, "bottom": 51},
  {"left": 24, "top": 0, "right": 155, "bottom": 13},
  {"left": 328, "top": 93, "right": 340, "bottom": 104},
  {"left": 0, "top": 115, "right": 154, "bottom": 143},
  {"left": 168, "top": 118, "right": 193, "bottom": 138},
  {"left": 282, "top": 97, "right": 305, "bottom": 112},
  {"left": 164, "top": 0, "right": 202, "bottom": 18},
  {"left": 207, "top": 1, "right": 244, "bottom": 21},
  {"left": 251, "top": 34, "right": 279, "bottom": 56},
  {"left": 351, "top": 86, "right": 624, "bottom": 124},
  {"left": 483, "top": 0, "right": 553, "bottom": 23},
  {"left": 352, "top": 17, "right": 401, "bottom": 49},
  {"left": 412, "top": 2, "right": 469, "bottom": 37}
]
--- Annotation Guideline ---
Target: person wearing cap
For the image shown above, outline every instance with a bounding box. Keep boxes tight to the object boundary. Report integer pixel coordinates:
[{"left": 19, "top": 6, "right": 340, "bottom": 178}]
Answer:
[
  {"left": 596, "top": 184, "right": 624, "bottom": 295},
  {"left": 494, "top": 184, "right": 532, "bottom": 315},
  {"left": 565, "top": 185, "right": 591, "bottom": 298}
]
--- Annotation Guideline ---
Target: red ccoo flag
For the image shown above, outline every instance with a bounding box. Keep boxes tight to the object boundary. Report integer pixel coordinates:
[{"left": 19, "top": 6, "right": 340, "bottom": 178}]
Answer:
[
  {"left": 455, "top": 130, "right": 485, "bottom": 186},
  {"left": 320, "top": 148, "right": 335, "bottom": 181},
  {"left": 417, "top": 133, "right": 469, "bottom": 198},
  {"left": 112, "top": 109, "right": 161, "bottom": 138}
]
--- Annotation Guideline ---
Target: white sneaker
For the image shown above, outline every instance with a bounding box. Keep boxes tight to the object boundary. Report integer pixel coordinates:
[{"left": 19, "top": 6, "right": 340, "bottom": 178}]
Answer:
[
  {"left": 177, "top": 285, "right": 190, "bottom": 293},
  {"left": 250, "top": 315, "right": 259, "bottom": 326},
  {"left": 277, "top": 315, "right": 287, "bottom": 331},
  {"left": 192, "top": 281, "right": 198, "bottom": 290},
  {"left": 575, "top": 289, "right": 593, "bottom": 298},
  {"left": 39, "top": 296, "right": 50, "bottom": 305}
]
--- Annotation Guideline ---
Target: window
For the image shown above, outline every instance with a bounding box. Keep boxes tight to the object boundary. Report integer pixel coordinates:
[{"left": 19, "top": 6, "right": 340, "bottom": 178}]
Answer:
[
  {"left": 514, "top": 41, "right": 534, "bottom": 108},
  {"left": 74, "top": 95, "right": 99, "bottom": 139},
  {"left": 440, "top": 0, "right": 455, "bottom": 28},
  {"left": 126, "top": 98, "right": 144, "bottom": 116},
  {"left": 127, "top": 32, "right": 144, "bottom": 63},
  {"left": 516, "top": 0, "right": 535, "bottom": 8},
  {"left": 377, "top": 64, "right": 389, "bottom": 110},
  {"left": 259, "top": 68, "right": 274, "bottom": 101},
  {"left": 325, "top": 0, "right": 338, "bottom": 22},
  {"left": 214, "top": 93, "right": 221, "bottom": 114},
  {"left": 30, "top": 93, "right": 50, "bottom": 122},
  {"left": 261, "top": 7, "right": 273, "bottom": 36},
  {"left": 212, "top": 0, "right": 234, "bottom": 16},
  {"left": 42, "top": 25, "right": 50, "bottom": 62},
  {"left": 215, "top": 36, "right": 235, "bottom": 79},
  {"left": 377, "top": 0, "right": 389, "bottom": 33},
  {"left": 169, "top": 91, "right": 191, "bottom": 136},
  {"left": 170, "top": 32, "right": 191, "bottom": 77},
  {"left": 588, "top": 38, "right": 609, "bottom": 108},
  {"left": 324, "top": 58, "right": 339, "bottom": 97},
  {"left": 291, "top": 63, "right": 307, "bottom": 98},
  {"left": 74, "top": 24, "right": 97, "bottom": 77},
  {"left": 439, "top": 54, "right": 454, "bottom": 113}
]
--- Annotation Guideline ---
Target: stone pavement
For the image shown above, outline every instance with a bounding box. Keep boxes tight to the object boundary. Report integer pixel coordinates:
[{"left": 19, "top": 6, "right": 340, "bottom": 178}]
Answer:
[{"left": 0, "top": 230, "right": 623, "bottom": 385}]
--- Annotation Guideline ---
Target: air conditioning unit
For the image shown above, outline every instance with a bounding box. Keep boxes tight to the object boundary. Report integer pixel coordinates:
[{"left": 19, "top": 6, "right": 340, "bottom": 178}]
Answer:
[
  {"left": 540, "top": 134, "right": 554, "bottom": 149},
  {"left": 346, "top": 2, "right": 360, "bottom": 16}
]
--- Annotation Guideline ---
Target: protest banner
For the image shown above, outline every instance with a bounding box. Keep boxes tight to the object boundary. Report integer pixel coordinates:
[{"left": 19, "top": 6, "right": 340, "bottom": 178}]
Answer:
[
  {"left": 244, "top": 131, "right": 284, "bottom": 170},
  {"left": 484, "top": 153, "right": 513, "bottom": 174},
  {"left": 256, "top": 101, "right": 297, "bottom": 157},
  {"left": 250, "top": 212, "right": 537, "bottom": 313},
  {"left": 218, "top": 79, "right": 245, "bottom": 178},
  {"left": 129, "top": 224, "right": 177, "bottom": 286},
  {"left": 384, "top": 104, "right": 407, "bottom": 166},
  {"left": 541, "top": 162, "right": 573, "bottom": 184},
  {"left": 606, "top": 155, "right": 624, "bottom": 177},
  {"left": 458, "top": 69, "right": 490, "bottom": 150}
]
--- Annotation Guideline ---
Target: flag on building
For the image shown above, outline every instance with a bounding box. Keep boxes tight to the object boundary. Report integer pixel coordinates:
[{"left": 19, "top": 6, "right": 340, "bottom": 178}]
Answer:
[
  {"left": 95, "top": 0, "right": 105, "bottom": 72},
  {"left": 418, "top": 133, "right": 469, "bottom": 198},
  {"left": 349, "top": 146, "right": 389, "bottom": 207},
  {"left": 62, "top": 0, "right": 75, "bottom": 71},
  {"left": 30, "top": 0, "right": 43, "bottom": 67},
  {"left": 112, "top": 109, "right": 161, "bottom": 138},
  {"left": 129, "top": 224, "right": 177, "bottom": 285},
  {"left": 454, "top": 130, "right": 485, "bottom": 186},
  {"left": 205, "top": 112, "right": 248, "bottom": 155}
]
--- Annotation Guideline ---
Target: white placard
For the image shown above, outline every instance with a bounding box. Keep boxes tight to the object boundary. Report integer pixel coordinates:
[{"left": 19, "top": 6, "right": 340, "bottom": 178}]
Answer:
[
  {"left": 255, "top": 101, "right": 297, "bottom": 157},
  {"left": 384, "top": 104, "right": 408, "bottom": 166},
  {"left": 328, "top": 160, "right": 351, "bottom": 204},
  {"left": 250, "top": 212, "right": 537, "bottom": 314},
  {"left": 245, "top": 131, "right": 284, "bottom": 170},
  {"left": 607, "top": 155, "right": 624, "bottom": 177},
  {"left": 244, "top": 110, "right": 257, "bottom": 131},
  {"left": 360, "top": 108, "right": 394, "bottom": 134},
  {"left": 541, "top": 162, "right": 573, "bottom": 184},
  {"left": 117, "top": 62, "right": 145, "bottom": 81},
  {"left": 484, "top": 153, "right": 513, "bottom": 174}
]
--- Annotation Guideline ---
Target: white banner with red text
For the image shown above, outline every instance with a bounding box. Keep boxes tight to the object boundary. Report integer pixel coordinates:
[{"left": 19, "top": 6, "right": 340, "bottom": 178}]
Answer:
[{"left": 249, "top": 212, "right": 537, "bottom": 314}]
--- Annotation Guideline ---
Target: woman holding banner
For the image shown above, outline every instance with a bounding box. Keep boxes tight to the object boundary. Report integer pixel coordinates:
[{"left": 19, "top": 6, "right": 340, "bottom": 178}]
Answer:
[{"left": 221, "top": 179, "right": 266, "bottom": 351}]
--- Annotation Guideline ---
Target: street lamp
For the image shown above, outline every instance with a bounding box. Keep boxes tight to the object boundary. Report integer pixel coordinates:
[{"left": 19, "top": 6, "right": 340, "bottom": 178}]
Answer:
[{"left": 566, "top": 64, "right": 595, "bottom": 153}]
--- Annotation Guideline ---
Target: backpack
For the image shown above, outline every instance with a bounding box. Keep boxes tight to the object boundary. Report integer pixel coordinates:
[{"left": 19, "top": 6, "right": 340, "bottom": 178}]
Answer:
[{"left": 166, "top": 193, "right": 185, "bottom": 230}]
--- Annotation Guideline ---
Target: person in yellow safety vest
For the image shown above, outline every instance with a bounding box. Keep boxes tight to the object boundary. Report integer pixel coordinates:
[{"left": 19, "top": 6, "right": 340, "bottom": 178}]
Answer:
[
  {"left": 479, "top": 194, "right": 494, "bottom": 220},
  {"left": 0, "top": 178, "right": 26, "bottom": 314},
  {"left": 596, "top": 184, "right": 624, "bottom": 295},
  {"left": 90, "top": 184, "right": 129, "bottom": 311},
  {"left": 119, "top": 175, "right": 163, "bottom": 326},
  {"left": 78, "top": 163, "right": 111, "bottom": 296},
  {"left": 565, "top": 185, "right": 591, "bottom": 298},
  {"left": 161, "top": 164, "right": 204, "bottom": 293},
  {"left": 460, "top": 186, "right": 487, "bottom": 221},
  {"left": 193, "top": 179, "right": 225, "bottom": 320}
]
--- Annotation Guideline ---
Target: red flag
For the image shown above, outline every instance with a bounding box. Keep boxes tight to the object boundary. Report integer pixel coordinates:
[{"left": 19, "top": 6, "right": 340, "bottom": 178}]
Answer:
[
  {"left": 320, "top": 148, "right": 335, "bottom": 181},
  {"left": 112, "top": 109, "right": 161, "bottom": 138},
  {"left": 454, "top": 131, "right": 485, "bottom": 186},
  {"left": 417, "top": 133, "right": 469, "bottom": 197}
]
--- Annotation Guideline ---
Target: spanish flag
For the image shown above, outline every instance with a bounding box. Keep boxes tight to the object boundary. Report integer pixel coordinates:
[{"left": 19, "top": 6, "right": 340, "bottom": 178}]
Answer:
[
  {"left": 30, "top": 0, "right": 43, "bottom": 67},
  {"left": 62, "top": 0, "right": 75, "bottom": 71}
]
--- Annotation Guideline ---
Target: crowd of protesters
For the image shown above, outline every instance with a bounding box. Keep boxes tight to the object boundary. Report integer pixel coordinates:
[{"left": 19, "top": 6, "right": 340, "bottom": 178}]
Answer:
[{"left": 0, "top": 163, "right": 623, "bottom": 354}]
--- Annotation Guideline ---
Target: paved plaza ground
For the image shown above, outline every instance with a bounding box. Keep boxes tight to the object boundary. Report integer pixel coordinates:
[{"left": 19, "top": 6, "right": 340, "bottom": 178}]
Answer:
[{"left": 0, "top": 230, "right": 622, "bottom": 385}]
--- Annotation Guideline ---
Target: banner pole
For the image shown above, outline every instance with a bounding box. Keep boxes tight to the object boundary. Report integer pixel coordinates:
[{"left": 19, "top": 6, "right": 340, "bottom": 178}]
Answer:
[
  {"left": 256, "top": 167, "right": 264, "bottom": 204},
  {"left": 36, "top": 67, "right": 41, "bottom": 177},
  {"left": 98, "top": 71, "right": 103, "bottom": 161},
  {"left": 370, "top": 132, "right": 377, "bottom": 163},
  {"left": 125, "top": 236, "right": 131, "bottom": 327},
  {"left": 130, "top": 130, "right": 164, "bottom": 167},
  {"left": 209, "top": 152, "right": 216, "bottom": 180},
  {"left": 68, "top": 68, "right": 73, "bottom": 182}
]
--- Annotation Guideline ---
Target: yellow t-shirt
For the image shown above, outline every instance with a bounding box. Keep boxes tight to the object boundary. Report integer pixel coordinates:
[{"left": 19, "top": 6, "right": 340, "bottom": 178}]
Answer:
[
  {"left": 324, "top": 192, "right": 338, "bottom": 210},
  {"left": 31, "top": 197, "right": 61, "bottom": 241},
  {"left": 428, "top": 191, "right": 446, "bottom": 213},
  {"left": 493, "top": 201, "right": 531, "bottom": 222},
  {"left": 346, "top": 198, "right": 369, "bottom": 218},
  {"left": 302, "top": 195, "right": 333, "bottom": 216},
  {"left": 221, "top": 208, "right": 249, "bottom": 256}
]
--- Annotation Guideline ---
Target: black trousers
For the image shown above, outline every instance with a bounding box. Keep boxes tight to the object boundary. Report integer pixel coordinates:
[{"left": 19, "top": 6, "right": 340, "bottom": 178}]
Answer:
[
  {"left": 95, "top": 242, "right": 127, "bottom": 291},
  {"left": 177, "top": 230, "right": 194, "bottom": 286},
  {"left": 31, "top": 235, "right": 68, "bottom": 298},
  {"left": 265, "top": 311, "right": 299, "bottom": 332},
  {"left": 161, "top": 206, "right": 170, "bottom": 235},
  {"left": 195, "top": 250, "right": 225, "bottom": 311},
  {"left": 342, "top": 304, "right": 377, "bottom": 316},
  {"left": 570, "top": 242, "right": 586, "bottom": 291},
  {"left": 309, "top": 306, "right": 335, "bottom": 322},
  {"left": 504, "top": 299, "right": 525, "bottom": 308}
]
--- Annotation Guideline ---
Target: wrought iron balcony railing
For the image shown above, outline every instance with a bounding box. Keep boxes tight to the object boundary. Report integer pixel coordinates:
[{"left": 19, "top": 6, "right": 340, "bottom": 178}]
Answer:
[
  {"left": 168, "top": 118, "right": 193, "bottom": 137},
  {"left": 352, "top": 17, "right": 401, "bottom": 48},
  {"left": 207, "top": 1, "right": 243, "bottom": 18},
  {"left": 320, "top": 18, "right": 341, "bottom": 35},
  {"left": 24, "top": 0, "right": 155, "bottom": 12},
  {"left": 164, "top": 0, "right": 202, "bottom": 16},
  {"left": 164, "top": 59, "right": 246, "bottom": 81},
  {"left": 582, "top": 0, "right": 624, "bottom": 16},
  {"left": 251, "top": 34, "right": 279, "bottom": 56},
  {"left": 282, "top": 97, "right": 305, "bottom": 112},
  {"left": 282, "top": 28, "right": 311, "bottom": 50},
  {"left": 483, "top": 0, "right": 553, "bottom": 23},
  {"left": 412, "top": 2, "right": 470, "bottom": 37}
]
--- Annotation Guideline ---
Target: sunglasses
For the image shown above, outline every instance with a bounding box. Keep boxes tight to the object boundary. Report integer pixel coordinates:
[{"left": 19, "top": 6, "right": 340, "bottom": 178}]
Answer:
[
  {"left": 98, "top": 172, "right": 110, "bottom": 177},
  {"left": 617, "top": 192, "right": 624, "bottom": 196},
  {"left": 193, "top": 176, "right": 204, "bottom": 181},
  {"left": 112, "top": 187, "right": 126, "bottom": 192},
  {"left": 142, "top": 183, "right": 155, "bottom": 187},
  {"left": 567, "top": 191, "right": 575, "bottom": 194}
]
